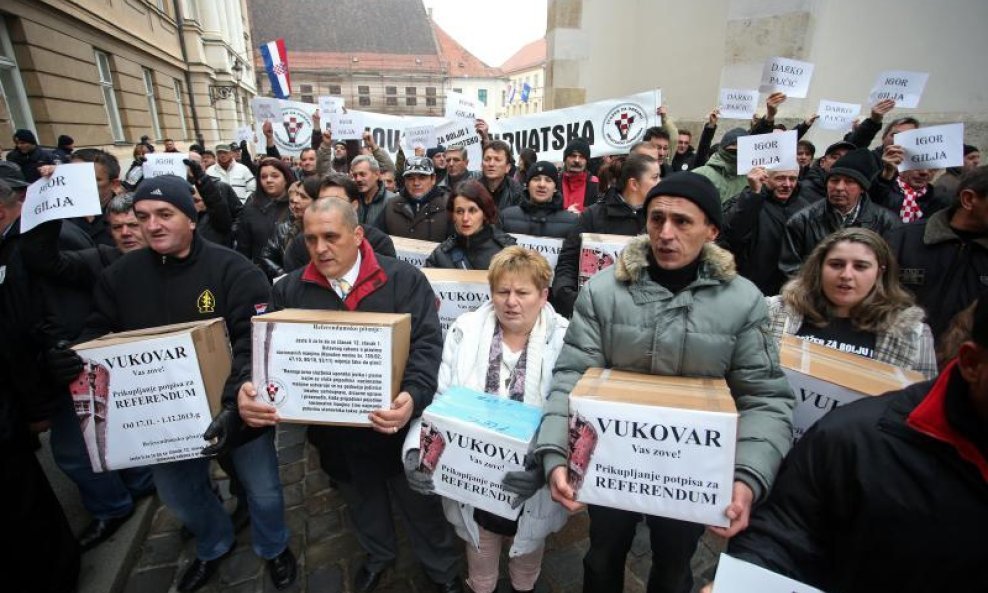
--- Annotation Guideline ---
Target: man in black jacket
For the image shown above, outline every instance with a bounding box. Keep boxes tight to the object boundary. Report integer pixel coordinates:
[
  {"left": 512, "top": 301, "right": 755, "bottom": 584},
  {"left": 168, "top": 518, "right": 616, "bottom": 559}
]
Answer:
[
  {"left": 48, "top": 176, "right": 296, "bottom": 592},
  {"left": 6, "top": 128, "right": 53, "bottom": 183},
  {"left": 480, "top": 140, "right": 524, "bottom": 211},
  {"left": 376, "top": 156, "right": 451, "bottom": 243},
  {"left": 551, "top": 155, "right": 658, "bottom": 317},
  {"left": 720, "top": 167, "right": 810, "bottom": 296},
  {"left": 238, "top": 197, "right": 463, "bottom": 593},
  {"left": 722, "top": 297, "right": 988, "bottom": 592},
  {"left": 350, "top": 155, "right": 397, "bottom": 226},
  {"left": 799, "top": 140, "right": 855, "bottom": 203}
]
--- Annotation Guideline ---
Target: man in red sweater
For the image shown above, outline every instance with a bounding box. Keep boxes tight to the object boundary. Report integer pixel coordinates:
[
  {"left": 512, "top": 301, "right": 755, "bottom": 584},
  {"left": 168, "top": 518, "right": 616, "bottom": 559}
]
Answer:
[{"left": 561, "top": 139, "right": 599, "bottom": 213}]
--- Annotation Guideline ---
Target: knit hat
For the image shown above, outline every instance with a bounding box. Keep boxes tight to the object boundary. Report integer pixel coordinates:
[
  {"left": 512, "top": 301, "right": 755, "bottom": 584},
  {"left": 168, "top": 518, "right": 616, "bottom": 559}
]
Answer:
[
  {"left": 526, "top": 161, "right": 559, "bottom": 185},
  {"left": 720, "top": 128, "right": 748, "bottom": 150},
  {"left": 426, "top": 146, "right": 446, "bottom": 159},
  {"left": 403, "top": 156, "right": 435, "bottom": 177},
  {"left": 824, "top": 140, "right": 856, "bottom": 156},
  {"left": 564, "top": 138, "right": 591, "bottom": 160},
  {"left": 133, "top": 175, "right": 197, "bottom": 222},
  {"left": 57, "top": 135, "right": 74, "bottom": 148},
  {"left": 643, "top": 172, "right": 723, "bottom": 229},
  {"left": 0, "top": 161, "right": 29, "bottom": 188},
  {"left": 964, "top": 144, "right": 979, "bottom": 156},
  {"left": 828, "top": 148, "right": 878, "bottom": 190},
  {"left": 13, "top": 129, "right": 37, "bottom": 145}
]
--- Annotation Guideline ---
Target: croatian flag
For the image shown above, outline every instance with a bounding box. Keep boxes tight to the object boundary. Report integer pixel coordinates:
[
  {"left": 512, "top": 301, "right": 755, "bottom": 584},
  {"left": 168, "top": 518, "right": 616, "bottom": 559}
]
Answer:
[
  {"left": 260, "top": 39, "right": 291, "bottom": 99},
  {"left": 521, "top": 82, "right": 532, "bottom": 103}
]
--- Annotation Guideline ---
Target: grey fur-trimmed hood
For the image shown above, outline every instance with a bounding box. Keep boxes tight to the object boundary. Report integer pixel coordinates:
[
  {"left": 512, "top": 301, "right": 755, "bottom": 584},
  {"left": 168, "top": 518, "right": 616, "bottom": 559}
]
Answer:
[{"left": 614, "top": 235, "right": 737, "bottom": 283}]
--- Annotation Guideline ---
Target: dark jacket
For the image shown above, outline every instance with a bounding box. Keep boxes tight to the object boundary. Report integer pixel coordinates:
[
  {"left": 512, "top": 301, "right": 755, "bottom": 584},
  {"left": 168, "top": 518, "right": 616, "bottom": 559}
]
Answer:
[
  {"left": 484, "top": 176, "right": 524, "bottom": 212},
  {"left": 80, "top": 235, "right": 272, "bottom": 443},
  {"left": 779, "top": 197, "right": 901, "bottom": 276},
  {"left": 933, "top": 167, "right": 963, "bottom": 200},
  {"left": 258, "top": 219, "right": 299, "bottom": 281},
  {"left": 670, "top": 147, "right": 695, "bottom": 173},
  {"left": 720, "top": 187, "right": 811, "bottom": 296},
  {"left": 235, "top": 191, "right": 290, "bottom": 264},
  {"left": 375, "top": 185, "right": 451, "bottom": 243},
  {"left": 886, "top": 209, "right": 988, "bottom": 341},
  {"left": 270, "top": 240, "right": 442, "bottom": 481},
  {"left": 728, "top": 366, "right": 988, "bottom": 592},
  {"left": 551, "top": 188, "right": 645, "bottom": 317},
  {"left": 282, "top": 224, "right": 396, "bottom": 274},
  {"left": 424, "top": 225, "right": 516, "bottom": 270},
  {"left": 872, "top": 181, "right": 952, "bottom": 222},
  {"left": 438, "top": 170, "right": 481, "bottom": 191},
  {"left": 67, "top": 212, "right": 115, "bottom": 247},
  {"left": 798, "top": 164, "right": 828, "bottom": 203},
  {"left": 360, "top": 181, "right": 397, "bottom": 226},
  {"left": 6, "top": 146, "right": 54, "bottom": 183},
  {"left": 195, "top": 174, "right": 235, "bottom": 247},
  {"left": 499, "top": 191, "right": 580, "bottom": 239}
]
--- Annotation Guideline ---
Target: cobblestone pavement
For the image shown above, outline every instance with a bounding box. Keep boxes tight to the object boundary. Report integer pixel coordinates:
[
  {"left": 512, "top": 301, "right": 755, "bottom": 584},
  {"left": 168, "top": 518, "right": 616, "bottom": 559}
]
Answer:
[{"left": 124, "top": 424, "right": 723, "bottom": 593}]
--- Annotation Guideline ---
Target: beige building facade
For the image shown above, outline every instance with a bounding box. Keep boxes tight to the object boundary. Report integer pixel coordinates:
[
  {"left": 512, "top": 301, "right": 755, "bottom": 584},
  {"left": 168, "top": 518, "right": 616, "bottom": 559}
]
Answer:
[{"left": 0, "top": 0, "right": 256, "bottom": 156}]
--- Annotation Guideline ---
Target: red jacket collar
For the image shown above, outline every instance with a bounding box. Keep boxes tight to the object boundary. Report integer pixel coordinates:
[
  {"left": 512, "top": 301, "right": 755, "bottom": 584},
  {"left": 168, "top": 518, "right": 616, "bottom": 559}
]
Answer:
[
  {"left": 906, "top": 360, "right": 988, "bottom": 482},
  {"left": 301, "top": 238, "right": 387, "bottom": 310}
]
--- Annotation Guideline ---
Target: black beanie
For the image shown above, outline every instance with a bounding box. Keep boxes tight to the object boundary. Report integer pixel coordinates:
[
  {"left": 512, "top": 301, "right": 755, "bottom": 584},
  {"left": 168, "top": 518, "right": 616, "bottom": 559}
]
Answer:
[
  {"left": 526, "top": 161, "right": 559, "bottom": 185},
  {"left": 643, "top": 172, "right": 723, "bottom": 229},
  {"left": 564, "top": 138, "right": 591, "bottom": 160},
  {"left": 13, "top": 129, "right": 37, "bottom": 145},
  {"left": 133, "top": 175, "right": 197, "bottom": 222},
  {"left": 720, "top": 128, "right": 748, "bottom": 149},
  {"left": 828, "top": 148, "right": 878, "bottom": 190},
  {"left": 426, "top": 145, "right": 446, "bottom": 159},
  {"left": 57, "top": 135, "right": 74, "bottom": 148}
]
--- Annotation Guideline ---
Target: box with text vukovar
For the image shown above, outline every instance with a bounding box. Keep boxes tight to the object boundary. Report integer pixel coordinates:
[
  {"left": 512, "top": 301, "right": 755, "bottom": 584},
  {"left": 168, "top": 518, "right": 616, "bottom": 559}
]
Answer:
[
  {"left": 71, "top": 319, "right": 230, "bottom": 472},
  {"left": 420, "top": 268, "right": 491, "bottom": 336},
  {"left": 419, "top": 386, "right": 543, "bottom": 519},
  {"left": 568, "top": 368, "right": 737, "bottom": 527},
  {"left": 392, "top": 236, "right": 439, "bottom": 268},
  {"left": 252, "top": 309, "right": 410, "bottom": 426}
]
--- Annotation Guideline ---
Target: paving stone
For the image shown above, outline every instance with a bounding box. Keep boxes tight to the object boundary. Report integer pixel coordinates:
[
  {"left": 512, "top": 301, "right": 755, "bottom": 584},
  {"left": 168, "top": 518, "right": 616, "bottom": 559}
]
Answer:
[
  {"left": 123, "top": 566, "right": 176, "bottom": 593},
  {"left": 218, "top": 549, "right": 264, "bottom": 586},
  {"left": 138, "top": 532, "right": 185, "bottom": 568},
  {"left": 303, "top": 471, "right": 331, "bottom": 497},
  {"left": 305, "top": 565, "right": 343, "bottom": 593},
  {"left": 277, "top": 425, "right": 307, "bottom": 448},
  {"left": 306, "top": 509, "right": 342, "bottom": 543},
  {"left": 279, "top": 444, "right": 306, "bottom": 465},
  {"left": 283, "top": 482, "right": 304, "bottom": 508},
  {"left": 303, "top": 532, "right": 363, "bottom": 569},
  {"left": 279, "top": 461, "right": 305, "bottom": 484},
  {"left": 219, "top": 580, "right": 259, "bottom": 593},
  {"left": 150, "top": 506, "right": 183, "bottom": 535},
  {"left": 303, "top": 490, "right": 336, "bottom": 516}
]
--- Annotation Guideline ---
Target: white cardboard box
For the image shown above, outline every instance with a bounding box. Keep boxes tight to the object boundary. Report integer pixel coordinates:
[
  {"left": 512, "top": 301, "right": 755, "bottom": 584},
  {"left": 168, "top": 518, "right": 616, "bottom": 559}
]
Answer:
[
  {"left": 251, "top": 309, "right": 410, "bottom": 426},
  {"left": 568, "top": 368, "right": 737, "bottom": 527},
  {"left": 509, "top": 233, "right": 564, "bottom": 275},
  {"left": 712, "top": 554, "right": 825, "bottom": 593},
  {"left": 71, "top": 319, "right": 230, "bottom": 471},
  {"left": 392, "top": 236, "right": 439, "bottom": 268},
  {"left": 420, "top": 386, "right": 543, "bottom": 519},
  {"left": 420, "top": 268, "right": 491, "bottom": 336},
  {"left": 578, "top": 233, "right": 633, "bottom": 286},
  {"left": 780, "top": 336, "right": 924, "bottom": 441}
]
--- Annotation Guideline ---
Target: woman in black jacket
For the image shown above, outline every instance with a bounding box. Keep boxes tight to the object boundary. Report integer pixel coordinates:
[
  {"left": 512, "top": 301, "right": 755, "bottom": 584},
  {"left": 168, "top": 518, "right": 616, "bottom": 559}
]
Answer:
[
  {"left": 425, "top": 180, "right": 515, "bottom": 270},
  {"left": 258, "top": 177, "right": 315, "bottom": 281},
  {"left": 235, "top": 157, "right": 294, "bottom": 265},
  {"left": 500, "top": 161, "right": 579, "bottom": 238}
]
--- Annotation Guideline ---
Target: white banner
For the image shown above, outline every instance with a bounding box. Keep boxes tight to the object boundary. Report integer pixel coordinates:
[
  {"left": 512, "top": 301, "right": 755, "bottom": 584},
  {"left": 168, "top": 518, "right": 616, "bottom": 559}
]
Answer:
[
  {"left": 817, "top": 100, "right": 861, "bottom": 132},
  {"left": 718, "top": 88, "right": 759, "bottom": 120},
  {"left": 758, "top": 57, "right": 815, "bottom": 98},
  {"left": 317, "top": 95, "right": 345, "bottom": 131},
  {"left": 21, "top": 163, "right": 102, "bottom": 233},
  {"left": 252, "top": 98, "right": 317, "bottom": 157},
  {"left": 251, "top": 97, "right": 279, "bottom": 122},
  {"left": 895, "top": 123, "right": 964, "bottom": 172},
  {"left": 435, "top": 119, "right": 483, "bottom": 168},
  {"left": 489, "top": 90, "right": 661, "bottom": 163},
  {"left": 330, "top": 111, "right": 367, "bottom": 140},
  {"left": 736, "top": 130, "right": 799, "bottom": 175},
  {"left": 712, "top": 554, "right": 825, "bottom": 593},
  {"left": 869, "top": 70, "right": 929, "bottom": 109},
  {"left": 445, "top": 90, "right": 478, "bottom": 121},
  {"left": 402, "top": 124, "right": 437, "bottom": 152},
  {"left": 142, "top": 153, "right": 188, "bottom": 180}
]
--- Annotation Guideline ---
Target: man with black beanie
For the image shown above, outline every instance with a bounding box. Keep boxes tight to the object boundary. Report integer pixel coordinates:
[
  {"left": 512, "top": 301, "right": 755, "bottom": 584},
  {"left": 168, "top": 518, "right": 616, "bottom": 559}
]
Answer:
[
  {"left": 6, "top": 128, "right": 53, "bottom": 183},
  {"left": 427, "top": 145, "right": 447, "bottom": 184},
  {"left": 560, "top": 138, "right": 599, "bottom": 213},
  {"left": 536, "top": 171, "right": 794, "bottom": 593},
  {"left": 54, "top": 134, "right": 75, "bottom": 163},
  {"left": 780, "top": 148, "right": 901, "bottom": 275}
]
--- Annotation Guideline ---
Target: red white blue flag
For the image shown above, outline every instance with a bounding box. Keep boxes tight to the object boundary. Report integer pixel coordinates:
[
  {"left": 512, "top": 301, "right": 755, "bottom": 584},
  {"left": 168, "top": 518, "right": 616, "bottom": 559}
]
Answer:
[{"left": 260, "top": 39, "right": 291, "bottom": 99}]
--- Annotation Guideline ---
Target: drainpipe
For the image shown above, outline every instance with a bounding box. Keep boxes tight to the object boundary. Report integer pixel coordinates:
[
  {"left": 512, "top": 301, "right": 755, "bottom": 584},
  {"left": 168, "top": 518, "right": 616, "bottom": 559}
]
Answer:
[{"left": 172, "top": 0, "right": 204, "bottom": 146}]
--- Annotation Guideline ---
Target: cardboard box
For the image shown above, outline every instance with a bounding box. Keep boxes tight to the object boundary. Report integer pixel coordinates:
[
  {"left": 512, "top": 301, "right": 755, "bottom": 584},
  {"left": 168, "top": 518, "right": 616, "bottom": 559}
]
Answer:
[
  {"left": 420, "top": 386, "right": 543, "bottom": 519},
  {"left": 71, "top": 319, "right": 231, "bottom": 472},
  {"left": 579, "top": 233, "right": 634, "bottom": 286},
  {"left": 568, "top": 368, "right": 737, "bottom": 527},
  {"left": 509, "top": 233, "right": 564, "bottom": 276},
  {"left": 392, "top": 236, "right": 439, "bottom": 268},
  {"left": 251, "top": 309, "right": 410, "bottom": 426},
  {"left": 421, "top": 268, "right": 491, "bottom": 336},
  {"left": 711, "top": 554, "right": 824, "bottom": 593},
  {"left": 780, "top": 335, "right": 925, "bottom": 440}
]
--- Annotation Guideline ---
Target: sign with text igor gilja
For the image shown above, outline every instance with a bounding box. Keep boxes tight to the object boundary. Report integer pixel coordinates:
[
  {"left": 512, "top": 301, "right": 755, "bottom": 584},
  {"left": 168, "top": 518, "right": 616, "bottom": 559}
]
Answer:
[
  {"left": 444, "top": 90, "right": 479, "bottom": 121},
  {"left": 251, "top": 309, "right": 410, "bottom": 426},
  {"left": 711, "top": 554, "right": 825, "bottom": 593},
  {"left": 736, "top": 130, "right": 799, "bottom": 175},
  {"left": 758, "top": 57, "right": 814, "bottom": 98},
  {"left": 869, "top": 70, "right": 929, "bottom": 108},
  {"left": 330, "top": 111, "right": 367, "bottom": 141},
  {"left": 142, "top": 153, "right": 189, "bottom": 179},
  {"left": 718, "top": 88, "right": 759, "bottom": 120},
  {"left": 70, "top": 319, "right": 230, "bottom": 472},
  {"left": 567, "top": 369, "right": 737, "bottom": 527},
  {"left": 894, "top": 123, "right": 964, "bottom": 171},
  {"left": 20, "top": 163, "right": 102, "bottom": 233},
  {"left": 421, "top": 269, "right": 491, "bottom": 337}
]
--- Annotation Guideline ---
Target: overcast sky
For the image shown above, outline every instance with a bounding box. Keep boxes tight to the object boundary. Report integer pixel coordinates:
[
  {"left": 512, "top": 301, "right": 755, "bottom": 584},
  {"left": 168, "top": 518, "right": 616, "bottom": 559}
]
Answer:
[{"left": 422, "top": 0, "right": 547, "bottom": 66}]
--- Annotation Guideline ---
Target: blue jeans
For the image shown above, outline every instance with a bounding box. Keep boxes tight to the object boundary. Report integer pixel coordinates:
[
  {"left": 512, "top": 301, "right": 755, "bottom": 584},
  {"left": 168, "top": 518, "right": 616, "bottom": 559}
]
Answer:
[
  {"left": 151, "top": 430, "right": 288, "bottom": 560},
  {"left": 50, "top": 392, "right": 154, "bottom": 520}
]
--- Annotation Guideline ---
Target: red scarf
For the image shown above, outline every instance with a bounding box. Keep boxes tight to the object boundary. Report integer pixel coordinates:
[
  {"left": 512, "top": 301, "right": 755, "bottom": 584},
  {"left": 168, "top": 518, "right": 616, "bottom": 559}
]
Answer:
[
  {"left": 897, "top": 177, "right": 928, "bottom": 223},
  {"left": 301, "top": 238, "right": 387, "bottom": 310},
  {"left": 562, "top": 171, "right": 589, "bottom": 212}
]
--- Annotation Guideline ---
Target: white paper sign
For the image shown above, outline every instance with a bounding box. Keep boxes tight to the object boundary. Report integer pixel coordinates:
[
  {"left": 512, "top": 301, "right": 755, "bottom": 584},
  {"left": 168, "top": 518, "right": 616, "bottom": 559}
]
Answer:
[
  {"left": 71, "top": 333, "right": 214, "bottom": 471},
  {"left": 785, "top": 370, "right": 865, "bottom": 441},
  {"left": 142, "top": 152, "right": 188, "bottom": 180},
  {"left": 330, "top": 111, "right": 367, "bottom": 141},
  {"left": 869, "top": 70, "right": 929, "bottom": 109},
  {"left": 817, "top": 100, "right": 861, "bottom": 132},
  {"left": 403, "top": 124, "right": 437, "bottom": 151},
  {"left": 253, "top": 98, "right": 316, "bottom": 157},
  {"left": 435, "top": 119, "right": 483, "bottom": 169},
  {"left": 718, "top": 88, "right": 759, "bottom": 120},
  {"left": 318, "top": 96, "right": 345, "bottom": 131},
  {"left": 427, "top": 278, "right": 491, "bottom": 336},
  {"left": 895, "top": 123, "right": 964, "bottom": 172},
  {"left": 252, "top": 321, "right": 393, "bottom": 425},
  {"left": 509, "top": 233, "right": 564, "bottom": 276},
  {"left": 235, "top": 125, "right": 254, "bottom": 143},
  {"left": 712, "top": 554, "right": 825, "bottom": 593},
  {"left": 736, "top": 129, "right": 799, "bottom": 175},
  {"left": 20, "top": 163, "right": 102, "bottom": 233},
  {"left": 392, "top": 236, "right": 438, "bottom": 268},
  {"left": 251, "top": 97, "right": 279, "bottom": 122},
  {"left": 758, "top": 57, "right": 815, "bottom": 98},
  {"left": 445, "top": 90, "right": 479, "bottom": 121}
]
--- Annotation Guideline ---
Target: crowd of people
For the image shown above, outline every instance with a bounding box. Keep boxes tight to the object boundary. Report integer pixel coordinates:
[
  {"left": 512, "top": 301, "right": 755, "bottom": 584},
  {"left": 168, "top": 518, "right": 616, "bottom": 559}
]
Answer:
[{"left": 2, "top": 91, "right": 986, "bottom": 593}]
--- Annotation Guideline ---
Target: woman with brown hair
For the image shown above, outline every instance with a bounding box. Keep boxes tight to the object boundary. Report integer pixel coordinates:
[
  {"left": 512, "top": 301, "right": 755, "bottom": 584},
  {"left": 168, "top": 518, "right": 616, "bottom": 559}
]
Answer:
[
  {"left": 258, "top": 178, "right": 315, "bottom": 281},
  {"left": 767, "top": 227, "right": 937, "bottom": 378},
  {"left": 235, "top": 157, "right": 295, "bottom": 268},
  {"left": 425, "top": 179, "right": 516, "bottom": 270}
]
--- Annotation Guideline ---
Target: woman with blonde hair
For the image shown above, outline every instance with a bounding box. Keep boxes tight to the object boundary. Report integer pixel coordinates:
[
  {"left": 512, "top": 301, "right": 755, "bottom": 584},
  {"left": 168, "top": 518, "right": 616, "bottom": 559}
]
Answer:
[{"left": 768, "top": 227, "right": 936, "bottom": 378}]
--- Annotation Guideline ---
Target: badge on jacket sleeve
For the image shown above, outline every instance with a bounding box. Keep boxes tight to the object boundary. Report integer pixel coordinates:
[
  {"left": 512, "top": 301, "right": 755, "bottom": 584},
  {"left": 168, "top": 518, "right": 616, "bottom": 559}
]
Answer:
[{"left": 197, "top": 289, "right": 216, "bottom": 314}]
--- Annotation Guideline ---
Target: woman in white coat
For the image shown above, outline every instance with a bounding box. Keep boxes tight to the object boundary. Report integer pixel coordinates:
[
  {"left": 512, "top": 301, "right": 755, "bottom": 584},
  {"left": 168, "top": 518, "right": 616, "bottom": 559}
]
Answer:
[{"left": 404, "top": 246, "right": 570, "bottom": 593}]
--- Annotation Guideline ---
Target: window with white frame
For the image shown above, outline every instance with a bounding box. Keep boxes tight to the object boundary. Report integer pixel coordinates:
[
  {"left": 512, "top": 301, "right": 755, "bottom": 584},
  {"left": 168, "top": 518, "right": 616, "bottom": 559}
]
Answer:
[
  {"left": 95, "top": 50, "right": 125, "bottom": 142},
  {"left": 0, "top": 15, "right": 34, "bottom": 136},
  {"left": 173, "top": 79, "right": 189, "bottom": 140},
  {"left": 143, "top": 68, "right": 162, "bottom": 141}
]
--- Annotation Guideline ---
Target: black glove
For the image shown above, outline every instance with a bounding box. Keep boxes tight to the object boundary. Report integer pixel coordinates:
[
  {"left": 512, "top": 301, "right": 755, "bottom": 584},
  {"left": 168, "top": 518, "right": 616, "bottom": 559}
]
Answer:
[
  {"left": 202, "top": 408, "right": 242, "bottom": 457},
  {"left": 184, "top": 158, "right": 207, "bottom": 185},
  {"left": 403, "top": 449, "right": 435, "bottom": 496},
  {"left": 501, "top": 453, "right": 545, "bottom": 509},
  {"left": 47, "top": 341, "right": 84, "bottom": 386}
]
